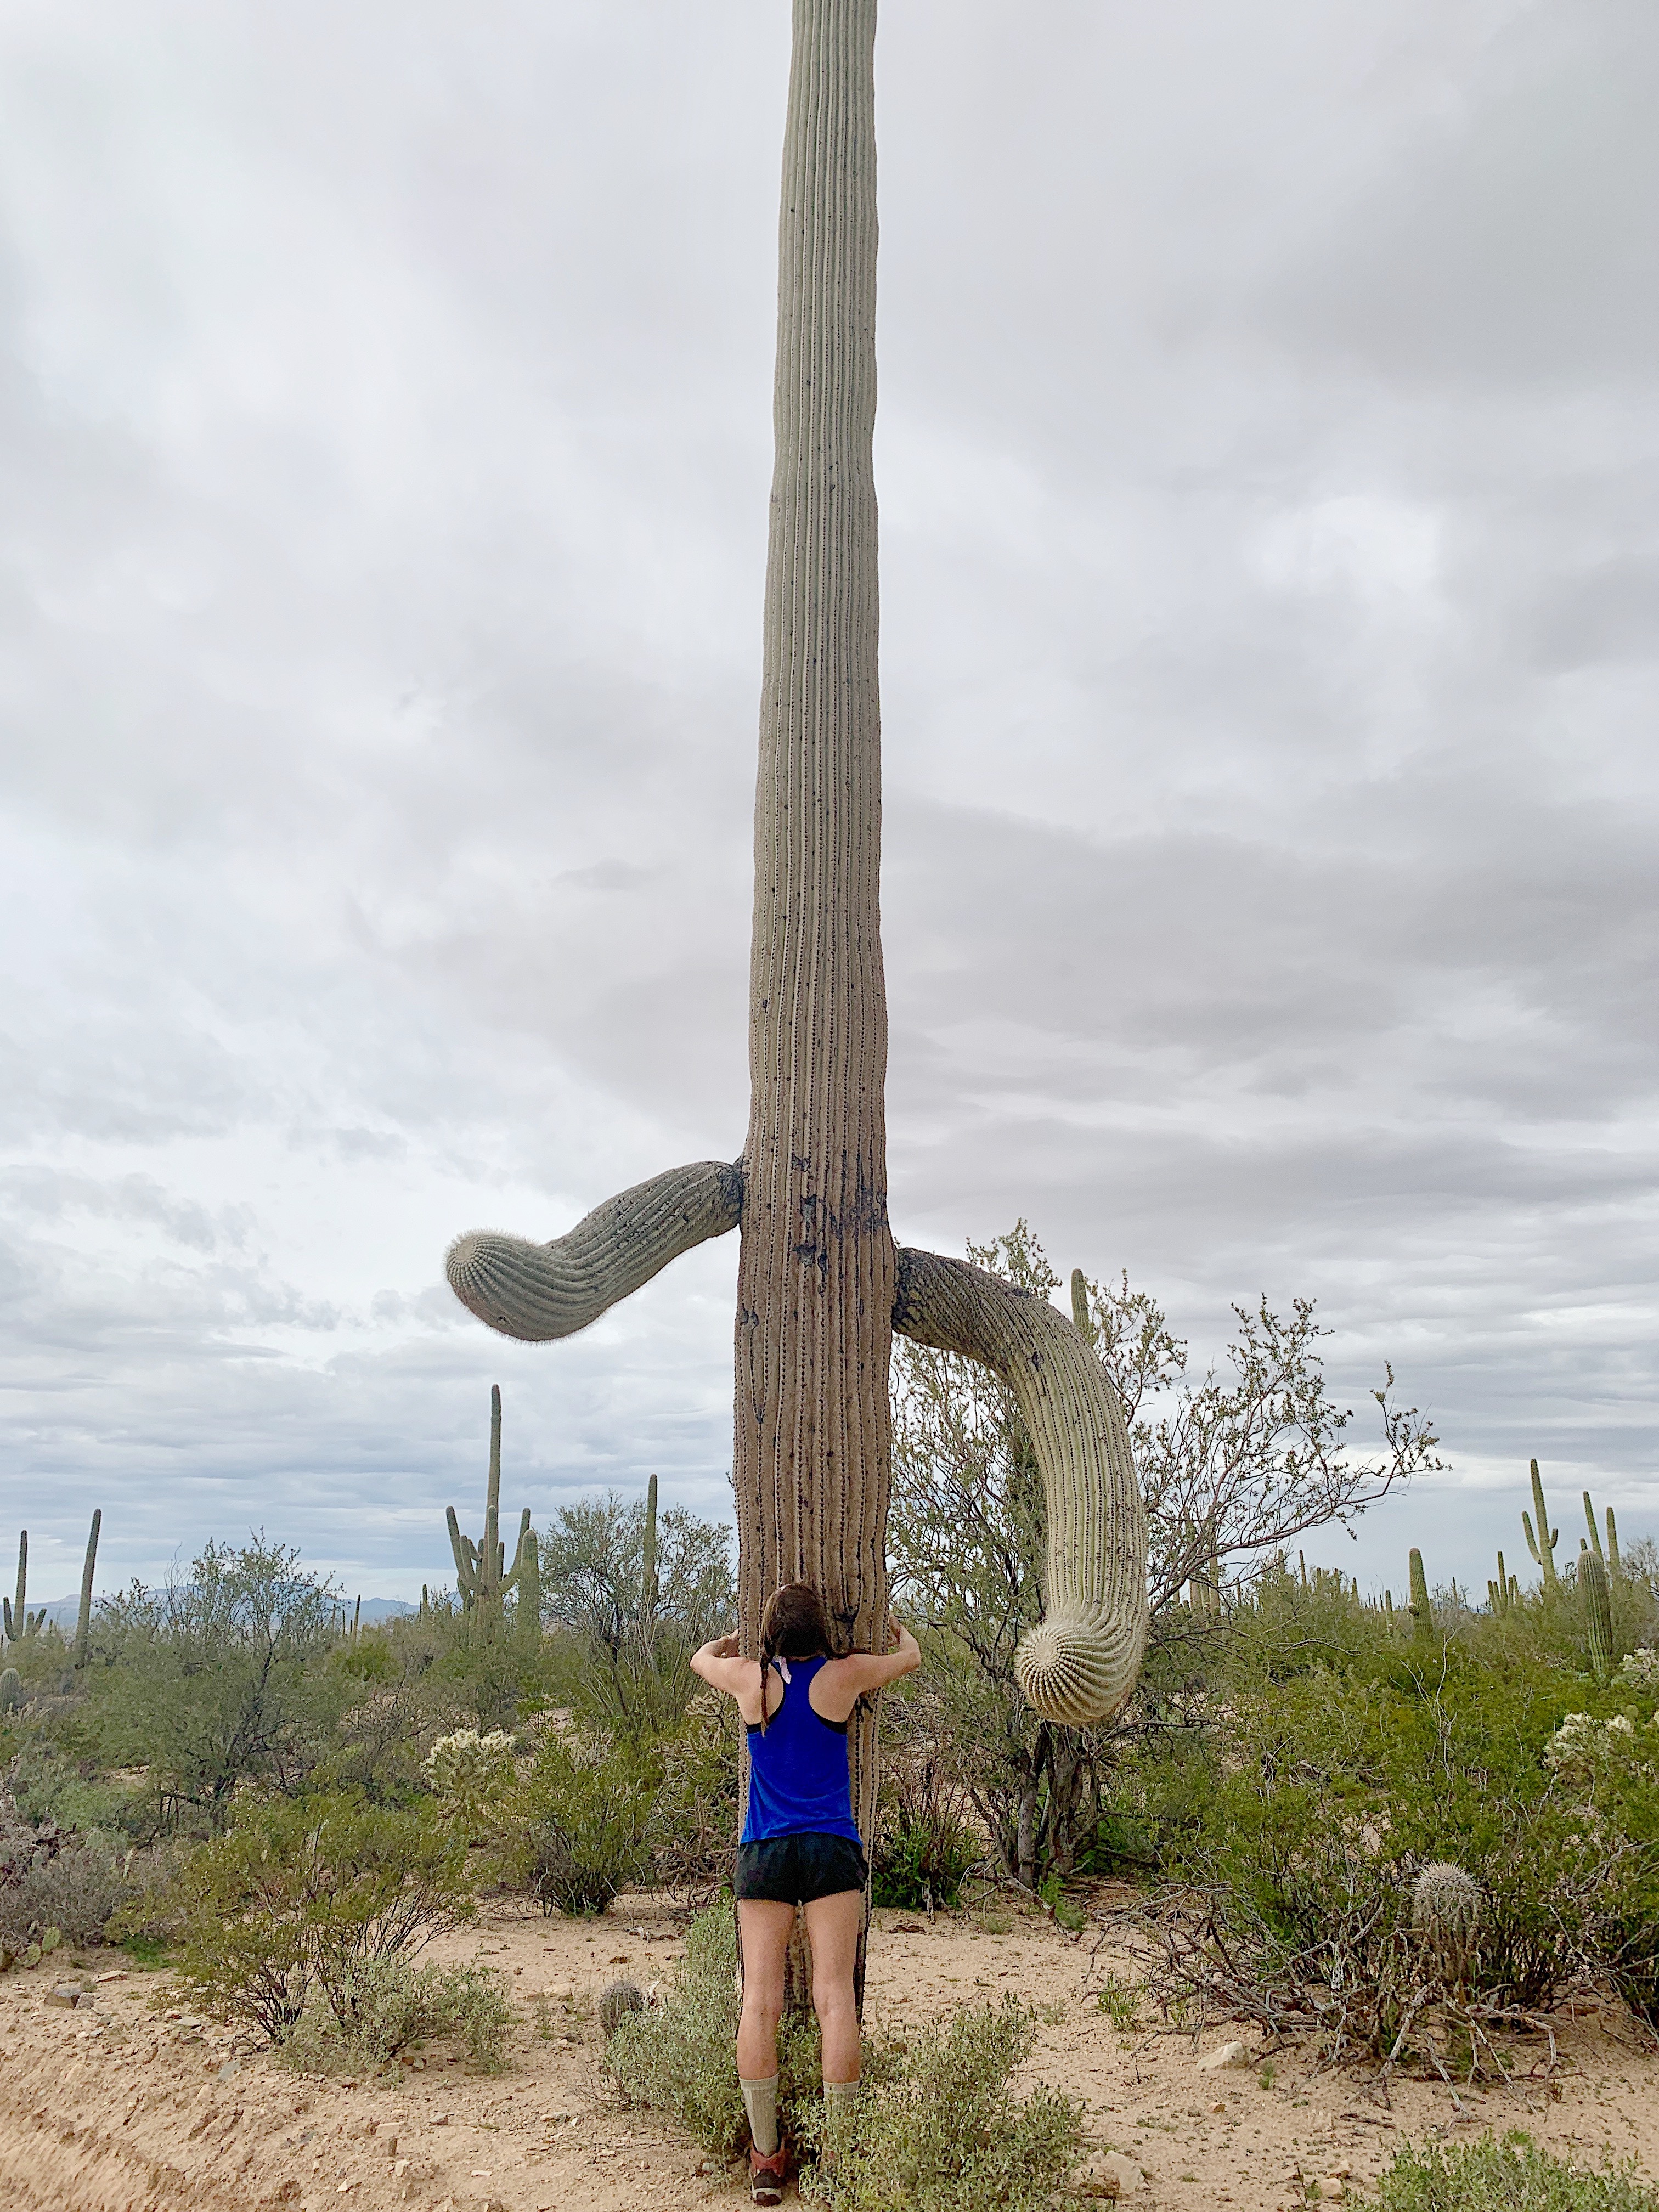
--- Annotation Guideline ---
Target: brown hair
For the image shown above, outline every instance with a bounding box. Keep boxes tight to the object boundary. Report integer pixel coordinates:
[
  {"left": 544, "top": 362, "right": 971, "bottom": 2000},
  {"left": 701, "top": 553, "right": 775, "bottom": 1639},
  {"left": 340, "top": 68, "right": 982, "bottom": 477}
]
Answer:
[{"left": 757, "top": 1582, "right": 837, "bottom": 1733}]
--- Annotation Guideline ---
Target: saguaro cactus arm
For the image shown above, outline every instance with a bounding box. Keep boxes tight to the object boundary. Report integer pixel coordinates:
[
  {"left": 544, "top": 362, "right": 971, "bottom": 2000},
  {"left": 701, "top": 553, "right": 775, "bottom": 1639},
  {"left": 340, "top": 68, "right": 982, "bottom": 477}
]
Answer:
[
  {"left": 1523, "top": 1458, "right": 1559, "bottom": 1593},
  {"left": 893, "top": 1247, "right": 1149, "bottom": 1725},
  {"left": 74, "top": 1510, "right": 101, "bottom": 1669},
  {"left": 1581, "top": 1542, "right": 1615, "bottom": 1681},
  {"left": 447, "top": 1161, "right": 743, "bottom": 1344}
]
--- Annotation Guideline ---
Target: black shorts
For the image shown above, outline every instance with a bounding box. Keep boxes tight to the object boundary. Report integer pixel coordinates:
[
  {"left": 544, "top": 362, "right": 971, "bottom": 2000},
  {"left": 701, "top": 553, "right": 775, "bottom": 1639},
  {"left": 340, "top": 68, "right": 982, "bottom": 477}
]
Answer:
[{"left": 736, "top": 1832, "right": 868, "bottom": 1906}]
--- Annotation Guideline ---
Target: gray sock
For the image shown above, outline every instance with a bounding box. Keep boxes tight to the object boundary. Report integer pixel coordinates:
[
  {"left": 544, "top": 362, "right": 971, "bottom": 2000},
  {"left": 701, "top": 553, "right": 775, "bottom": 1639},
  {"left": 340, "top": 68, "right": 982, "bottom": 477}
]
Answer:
[
  {"left": 741, "top": 2073, "right": 780, "bottom": 2157},
  {"left": 824, "top": 2076, "right": 860, "bottom": 2143}
]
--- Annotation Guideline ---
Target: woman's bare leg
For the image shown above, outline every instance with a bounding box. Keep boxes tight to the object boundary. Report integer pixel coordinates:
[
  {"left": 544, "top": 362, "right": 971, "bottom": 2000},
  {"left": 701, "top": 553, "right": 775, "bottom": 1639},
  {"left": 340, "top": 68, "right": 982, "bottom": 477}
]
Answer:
[
  {"left": 736, "top": 1899, "right": 797, "bottom": 2081},
  {"left": 803, "top": 1889, "right": 864, "bottom": 2083}
]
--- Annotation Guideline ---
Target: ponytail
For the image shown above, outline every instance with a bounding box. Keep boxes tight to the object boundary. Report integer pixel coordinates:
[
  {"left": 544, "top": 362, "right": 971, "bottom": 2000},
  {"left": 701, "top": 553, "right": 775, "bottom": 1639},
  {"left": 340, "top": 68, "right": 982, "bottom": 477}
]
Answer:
[{"left": 756, "top": 1581, "right": 837, "bottom": 1735}]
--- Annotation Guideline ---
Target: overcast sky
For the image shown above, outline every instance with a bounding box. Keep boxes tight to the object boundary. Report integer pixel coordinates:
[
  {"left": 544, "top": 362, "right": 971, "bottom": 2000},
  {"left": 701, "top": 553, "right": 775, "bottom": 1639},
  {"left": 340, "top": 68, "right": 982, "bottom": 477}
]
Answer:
[{"left": 2, "top": 0, "right": 1655, "bottom": 1611}]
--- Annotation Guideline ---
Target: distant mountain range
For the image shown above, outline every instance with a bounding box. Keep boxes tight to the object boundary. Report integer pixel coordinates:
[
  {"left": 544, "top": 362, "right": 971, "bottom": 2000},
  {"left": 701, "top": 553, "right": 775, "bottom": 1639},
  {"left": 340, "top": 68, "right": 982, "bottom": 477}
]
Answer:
[{"left": 25, "top": 1594, "right": 419, "bottom": 1633}]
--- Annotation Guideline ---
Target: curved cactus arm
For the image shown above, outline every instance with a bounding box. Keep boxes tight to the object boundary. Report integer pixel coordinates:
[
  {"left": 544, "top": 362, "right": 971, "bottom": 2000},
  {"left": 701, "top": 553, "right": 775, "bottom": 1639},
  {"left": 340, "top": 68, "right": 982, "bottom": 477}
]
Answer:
[
  {"left": 891, "top": 1246, "right": 1149, "bottom": 1727},
  {"left": 503, "top": 1509, "right": 533, "bottom": 1594},
  {"left": 447, "top": 1507, "right": 479, "bottom": 1601},
  {"left": 446, "top": 1159, "right": 743, "bottom": 1344}
]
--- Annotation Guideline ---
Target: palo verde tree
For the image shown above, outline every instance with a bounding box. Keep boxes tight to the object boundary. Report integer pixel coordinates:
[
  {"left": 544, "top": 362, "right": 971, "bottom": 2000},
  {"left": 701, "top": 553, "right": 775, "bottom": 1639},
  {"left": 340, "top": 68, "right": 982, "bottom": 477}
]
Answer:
[{"left": 444, "top": 0, "right": 1148, "bottom": 1881}]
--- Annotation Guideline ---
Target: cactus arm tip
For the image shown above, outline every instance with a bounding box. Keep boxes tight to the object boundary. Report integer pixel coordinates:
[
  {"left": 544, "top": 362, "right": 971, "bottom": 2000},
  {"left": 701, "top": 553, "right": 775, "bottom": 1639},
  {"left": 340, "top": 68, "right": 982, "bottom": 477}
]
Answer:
[
  {"left": 893, "top": 1245, "right": 1148, "bottom": 1726},
  {"left": 445, "top": 1158, "right": 742, "bottom": 1344}
]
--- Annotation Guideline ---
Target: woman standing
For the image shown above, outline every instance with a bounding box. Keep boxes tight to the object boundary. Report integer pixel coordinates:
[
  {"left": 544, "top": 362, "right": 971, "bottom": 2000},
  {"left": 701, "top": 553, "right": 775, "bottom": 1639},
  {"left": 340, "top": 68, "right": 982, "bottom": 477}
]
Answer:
[{"left": 691, "top": 1582, "right": 922, "bottom": 2204}]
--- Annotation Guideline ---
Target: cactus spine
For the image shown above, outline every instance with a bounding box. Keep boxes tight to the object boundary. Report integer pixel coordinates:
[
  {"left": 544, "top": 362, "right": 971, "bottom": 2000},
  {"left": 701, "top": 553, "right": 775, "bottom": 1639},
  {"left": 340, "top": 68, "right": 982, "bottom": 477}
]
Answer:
[
  {"left": 1522, "top": 1458, "right": 1560, "bottom": 1595},
  {"left": 1580, "top": 1542, "right": 1615, "bottom": 1681},
  {"left": 73, "top": 1510, "right": 101, "bottom": 1669},
  {"left": 446, "top": 1385, "right": 534, "bottom": 1618},
  {"left": 1408, "top": 1548, "right": 1434, "bottom": 1638}
]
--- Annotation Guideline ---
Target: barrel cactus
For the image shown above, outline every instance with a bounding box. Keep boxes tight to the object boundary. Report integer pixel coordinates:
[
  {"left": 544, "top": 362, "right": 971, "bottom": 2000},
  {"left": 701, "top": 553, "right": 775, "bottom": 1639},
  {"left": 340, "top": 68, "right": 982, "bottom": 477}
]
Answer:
[
  {"left": 0, "top": 1667, "right": 20, "bottom": 1713},
  {"left": 599, "top": 1980, "right": 646, "bottom": 2039},
  {"left": 1412, "top": 1861, "right": 1481, "bottom": 1985}
]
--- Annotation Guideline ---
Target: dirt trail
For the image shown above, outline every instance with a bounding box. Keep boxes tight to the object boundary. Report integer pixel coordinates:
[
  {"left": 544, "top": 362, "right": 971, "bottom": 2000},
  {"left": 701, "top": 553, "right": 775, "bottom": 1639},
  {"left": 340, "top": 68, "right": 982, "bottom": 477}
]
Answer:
[{"left": 1, "top": 1891, "right": 1655, "bottom": 2210}]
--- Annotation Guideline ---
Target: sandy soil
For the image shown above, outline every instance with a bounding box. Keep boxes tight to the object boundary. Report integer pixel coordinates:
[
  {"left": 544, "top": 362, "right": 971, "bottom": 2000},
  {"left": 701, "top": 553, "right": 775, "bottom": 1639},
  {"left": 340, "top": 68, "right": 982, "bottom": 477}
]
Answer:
[{"left": 1, "top": 1888, "right": 1656, "bottom": 2211}]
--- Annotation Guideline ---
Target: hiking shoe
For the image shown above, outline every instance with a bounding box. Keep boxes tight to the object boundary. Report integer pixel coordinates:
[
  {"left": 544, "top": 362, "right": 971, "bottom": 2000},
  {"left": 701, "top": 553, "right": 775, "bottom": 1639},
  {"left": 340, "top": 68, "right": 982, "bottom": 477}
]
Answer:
[{"left": 749, "top": 2142, "right": 789, "bottom": 2204}]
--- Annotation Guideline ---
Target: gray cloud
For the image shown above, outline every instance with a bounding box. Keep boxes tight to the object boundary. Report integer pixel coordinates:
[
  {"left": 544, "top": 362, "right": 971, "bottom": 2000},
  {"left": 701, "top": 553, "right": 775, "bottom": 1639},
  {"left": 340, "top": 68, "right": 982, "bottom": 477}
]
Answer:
[{"left": 1, "top": 0, "right": 1654, "bottom": 1608}]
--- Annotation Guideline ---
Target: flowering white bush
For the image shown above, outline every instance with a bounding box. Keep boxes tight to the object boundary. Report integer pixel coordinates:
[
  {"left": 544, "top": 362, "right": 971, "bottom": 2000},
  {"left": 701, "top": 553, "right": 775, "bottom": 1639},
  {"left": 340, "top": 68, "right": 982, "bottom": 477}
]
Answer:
[
  {"left": 424, "top": 1728, "right": 516, "bottom": 1831},
  {"left": 1617, "top": 1648, "right": 1659, "bottom": 1694},
  {"left": 1544, "top": 1710, "right": 1646, "bottom": 1774}
]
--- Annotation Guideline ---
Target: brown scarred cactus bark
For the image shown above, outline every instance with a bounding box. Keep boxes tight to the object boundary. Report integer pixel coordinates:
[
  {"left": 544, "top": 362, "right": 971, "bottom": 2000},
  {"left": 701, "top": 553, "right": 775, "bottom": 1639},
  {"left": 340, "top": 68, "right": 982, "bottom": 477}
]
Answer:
[{"left": 445, "top": 0, "right": 1148, "bottom": 1920}]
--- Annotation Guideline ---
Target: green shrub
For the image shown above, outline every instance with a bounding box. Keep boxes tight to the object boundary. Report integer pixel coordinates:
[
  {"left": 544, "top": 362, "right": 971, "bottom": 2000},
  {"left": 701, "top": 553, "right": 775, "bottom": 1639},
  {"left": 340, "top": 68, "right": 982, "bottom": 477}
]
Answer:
[
  {"left": 608, "top": 1904, "right": 826, "bottom": 2158},
  {"left": 1371, "top": 2131, "right": 1659, "bottom": 2211},
  {"left": 510, "top": 1734, "right": 654, "bottom": 1915},
  {"left": 872, "top": 1812, "right": 978, "bottom": 1912},
  {"left": 611, "top": 1906, "right": 1084, "bottom": 2209},
  {"left": 797, "top": 1997, "right": 1086, "bottom": 2212},
  {"left": 127, "top": 1791, "right": 474, "bottom": 2042},
  {"left": 280, "top": 1955, "right": 515, "bottom": 2074},
  {"left": 0, "top": 1829, "right": 136, "bottom": 1949}
]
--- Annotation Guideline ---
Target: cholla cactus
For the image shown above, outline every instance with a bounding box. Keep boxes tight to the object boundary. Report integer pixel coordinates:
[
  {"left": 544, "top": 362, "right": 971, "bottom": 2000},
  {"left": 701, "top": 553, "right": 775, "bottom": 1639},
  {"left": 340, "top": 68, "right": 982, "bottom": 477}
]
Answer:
[
  {"left": 1412, "top": 1861, "right": 1481, "bottom": 1985},
  {"left": 424, "top": 1727, "right": 516, "bottom": 1833},
  {"left": 599, "top": 1980, "right": 646, "bottom": 2038},
  {"left": 1616, "top": 1649, "right": 1659, "bottom": 1694}
]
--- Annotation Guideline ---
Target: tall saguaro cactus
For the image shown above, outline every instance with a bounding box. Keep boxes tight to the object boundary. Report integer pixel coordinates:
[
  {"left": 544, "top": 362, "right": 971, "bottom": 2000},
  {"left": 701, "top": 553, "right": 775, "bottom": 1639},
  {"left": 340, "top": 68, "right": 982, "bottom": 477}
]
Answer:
[
  {"left": 445, "top": 0, "right": 1148, "bottom": 1849},
  {"left": 3, "top": 1532, "right": 44, "bottom": 1645},
  {"left": 1523, "top": 1458, "right": 1560, "bottom": 1596},
  {"left": 73, "top": 1510, "right": 101, "bottom": 1669},
  {"left": 447, "top": 1385, "right": 534, "bottom": 1620}
]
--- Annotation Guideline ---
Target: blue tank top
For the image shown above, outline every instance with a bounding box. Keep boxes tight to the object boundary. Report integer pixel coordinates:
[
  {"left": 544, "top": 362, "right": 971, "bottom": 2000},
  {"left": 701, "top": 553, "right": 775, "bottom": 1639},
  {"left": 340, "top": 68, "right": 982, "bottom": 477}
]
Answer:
[{"left": 742, "top": 1656, "right": 861, "bottom": 1846}]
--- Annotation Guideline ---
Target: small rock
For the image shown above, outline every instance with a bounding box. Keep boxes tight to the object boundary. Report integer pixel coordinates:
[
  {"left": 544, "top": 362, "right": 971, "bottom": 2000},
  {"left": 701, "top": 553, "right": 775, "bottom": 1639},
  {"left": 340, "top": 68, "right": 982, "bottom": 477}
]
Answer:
[
  {"left": 44, "top": 1987, "right": 82, "bottom": 2009},
  {"left": 95, "top": 1970, "right": 128, "bottom": 1984},
  {"left": 1210, "top": 2100, "right": 1227, "bottom": 2113},
  {"left": 219, "top": 2059, "right": 242, "bottom": 2081},
  {"left": 1077, "top": 2151, "right": 1146, "bottom": 2198},
  {"left": 430, "top": 2113, "right": 449, "bottom": 2126},
  {"left": 1319, "top": 2182, "right": 1347, "bottom": 2203},
  {"left": 392, "top": 2160, "right": 410, "bottom": 2179},
  {"left": 892, "top": 1921, "right": 923, "bottom": 1934},
  {"left": 1197, "top": 2040, "right": 1253, "bottom": 2072}
]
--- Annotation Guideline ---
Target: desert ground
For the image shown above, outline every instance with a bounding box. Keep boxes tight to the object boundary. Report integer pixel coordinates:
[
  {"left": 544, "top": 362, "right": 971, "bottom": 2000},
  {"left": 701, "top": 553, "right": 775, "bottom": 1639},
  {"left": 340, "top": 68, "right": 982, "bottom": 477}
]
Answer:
[{"left": 2, "top": 1886, "right": 1656, "bottom": 2211}]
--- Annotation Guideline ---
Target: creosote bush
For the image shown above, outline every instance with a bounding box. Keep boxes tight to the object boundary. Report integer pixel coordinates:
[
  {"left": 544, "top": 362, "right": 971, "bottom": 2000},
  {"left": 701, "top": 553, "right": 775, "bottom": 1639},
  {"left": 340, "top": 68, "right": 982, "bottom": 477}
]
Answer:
[
  {"left": 1372, "top": 2131, "right": 1659, "bottom": 2211},
  {"left": 126, "top": 1791, "right": 474, "bottom": 2043},
  {"left": 609, "top": 1905, "right": 1085, "bottom": 2210},
  {"left": 507, "top": 1733, "right": 654, "bottom": 1916},
  {"left": 280, "top": 1955, "right": 515, "bottom": 2075}
]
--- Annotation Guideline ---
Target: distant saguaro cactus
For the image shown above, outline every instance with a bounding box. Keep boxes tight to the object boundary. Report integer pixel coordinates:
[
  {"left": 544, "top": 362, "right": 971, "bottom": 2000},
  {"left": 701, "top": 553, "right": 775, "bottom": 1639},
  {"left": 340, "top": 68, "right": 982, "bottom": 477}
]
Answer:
[
  {"left": 1522, "top": 1459, "right": 1560, "bottom": 1596},
  {"left": 1581, "top": 1488, "right": 1621, "bottom": 1579},
  {"left": 447, "top": 1385, "right": 534, "bottom": 1621},
  {"left": 2, "top": 1533, "right": 44, "bottom": 1645},
  {"left": 1407, "top": 1548, "right": 1434, "bottom": 1639},
  {"left": 72, "top": 1510, "right": 101, "bottom": 1669},
  {"left": 1580, "top": 1544, "right": 1615, "bottom": 1682},
  {"left": 442, "top": 0, "right": 1149, "bottom": 1875},
  {"left": 1487, "top": 1549, "right": 1519, "bottom": 1617},
  {"left": 1412, "top": 1861, "right": 1481, "bottom": 1985},
  {"left": 0, "top": 1667, "right": 20, "bottom": 1713}
]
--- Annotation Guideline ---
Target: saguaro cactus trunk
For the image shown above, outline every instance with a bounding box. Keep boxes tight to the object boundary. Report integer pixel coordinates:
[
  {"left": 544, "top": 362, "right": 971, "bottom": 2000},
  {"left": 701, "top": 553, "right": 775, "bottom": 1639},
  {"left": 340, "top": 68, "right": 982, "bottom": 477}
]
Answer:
[{"left": 444, "top": 0, "right": 1149, "bottom": 1933}]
